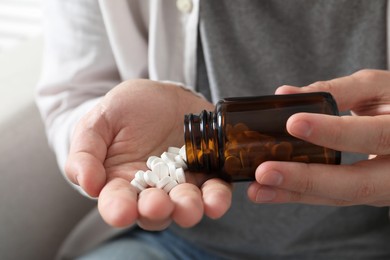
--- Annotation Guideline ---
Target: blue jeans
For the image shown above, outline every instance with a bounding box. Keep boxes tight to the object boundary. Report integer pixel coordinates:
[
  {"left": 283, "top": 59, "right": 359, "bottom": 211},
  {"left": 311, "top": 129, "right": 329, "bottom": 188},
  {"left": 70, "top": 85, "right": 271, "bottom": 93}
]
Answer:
[{"left": 77, "top": 227, "right": 225, "bottom": 260}]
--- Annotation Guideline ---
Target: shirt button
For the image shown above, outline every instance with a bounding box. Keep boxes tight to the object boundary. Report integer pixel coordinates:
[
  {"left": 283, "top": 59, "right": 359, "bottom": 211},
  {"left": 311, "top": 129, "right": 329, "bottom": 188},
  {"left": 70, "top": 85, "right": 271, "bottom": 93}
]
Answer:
[{"left": 176, "top": 0, "right": 193, "bottom": 13}]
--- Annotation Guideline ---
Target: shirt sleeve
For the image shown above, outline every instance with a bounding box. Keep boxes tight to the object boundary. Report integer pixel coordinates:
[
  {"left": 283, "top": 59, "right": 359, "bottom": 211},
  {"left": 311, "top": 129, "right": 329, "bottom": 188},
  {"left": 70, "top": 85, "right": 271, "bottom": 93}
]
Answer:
[{"left": 35, "top": 0, "right": 121, "bottom": 193}]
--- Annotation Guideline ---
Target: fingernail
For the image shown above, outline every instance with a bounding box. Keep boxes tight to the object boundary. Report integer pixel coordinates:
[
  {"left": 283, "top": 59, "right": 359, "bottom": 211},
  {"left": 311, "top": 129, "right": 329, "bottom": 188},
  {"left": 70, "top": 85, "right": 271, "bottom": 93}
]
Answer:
[
  {"left": 275, "top": 85, "right": 299, "bottom": 94},
  {"left": 259, "top": 171, "right": 283, "bottom": 186},
  {"left": 289, "top": 120, "right": 312, "bottom": 138},
  {"left": 255, "top": 187, "right": 276, "bottom": 202}
]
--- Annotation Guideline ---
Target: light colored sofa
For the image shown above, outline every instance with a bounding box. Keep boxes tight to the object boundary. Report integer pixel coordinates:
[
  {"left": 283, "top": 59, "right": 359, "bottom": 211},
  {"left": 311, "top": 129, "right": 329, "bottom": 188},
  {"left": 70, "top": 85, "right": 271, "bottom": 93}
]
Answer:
[{"left": 0, "top": 37, "right": 96, "bottom": 260}]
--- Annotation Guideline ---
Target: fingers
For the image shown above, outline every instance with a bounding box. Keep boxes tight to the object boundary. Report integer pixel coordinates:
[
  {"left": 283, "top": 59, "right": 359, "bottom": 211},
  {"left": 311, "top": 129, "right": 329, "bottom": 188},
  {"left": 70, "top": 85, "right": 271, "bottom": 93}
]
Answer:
[
  {"left": 250, "top": 159, "right": 390, "bottom": 206},
  {"left": 137, "top": 178, "right": 232, "bottom": 229},
  {"left": 139, "top": 179, "right": 232, "bottom": 229},
  {"left": 137, "top": 188, "right": 175, "bottom": 230},
  {"left": 253, "top": 161, "right": 359, "bottom": 204},
  {"left": 98, "top": 178, "right": 139, "bottom": 227},
  {"left": 248, "top": 183, "right": 357, "bottom": 206},
  {"left": 201, "top": 178, "right": 232, "bottom": 219},
  {"left": 98, "top": 177, "right": 231, "bottom": 229},
  {"left": 98, "top": 176, "right": 203, "bottom": 229},
  {"left": 276, "top": 69, "right": 390, "bottom": 113},
  {"left": 286, "top": 113, "right": 390, "bottom": 155},
  {"left": 275, "top": 69, "right": 390, "bottom": 156},
  {"left": 169, "top": 183, "right": 204, "bottom": 227},
  {"left": 98, "top": 177, "right": 177, "bottom": 229}
]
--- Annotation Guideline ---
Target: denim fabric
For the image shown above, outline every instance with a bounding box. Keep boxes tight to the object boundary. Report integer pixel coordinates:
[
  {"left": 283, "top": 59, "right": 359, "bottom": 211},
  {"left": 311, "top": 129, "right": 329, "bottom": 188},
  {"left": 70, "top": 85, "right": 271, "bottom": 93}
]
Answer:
[{"left": 77, "top": 227, "right": 225, "bottom": 260}]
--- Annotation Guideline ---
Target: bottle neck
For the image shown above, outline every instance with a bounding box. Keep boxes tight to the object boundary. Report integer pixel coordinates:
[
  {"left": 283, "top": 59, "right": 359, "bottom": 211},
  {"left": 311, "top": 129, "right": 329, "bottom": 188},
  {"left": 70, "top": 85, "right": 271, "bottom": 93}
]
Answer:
[{"left": 184, "top": 110, "right": 221, "bottom": 172}]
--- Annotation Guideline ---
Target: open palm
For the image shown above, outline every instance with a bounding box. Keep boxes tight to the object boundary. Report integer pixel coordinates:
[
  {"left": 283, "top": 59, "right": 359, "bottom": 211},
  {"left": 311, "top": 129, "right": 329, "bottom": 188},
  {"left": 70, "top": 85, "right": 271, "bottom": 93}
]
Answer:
[{"left": 66, "top": 80, "right": 232, "bottom": 229}]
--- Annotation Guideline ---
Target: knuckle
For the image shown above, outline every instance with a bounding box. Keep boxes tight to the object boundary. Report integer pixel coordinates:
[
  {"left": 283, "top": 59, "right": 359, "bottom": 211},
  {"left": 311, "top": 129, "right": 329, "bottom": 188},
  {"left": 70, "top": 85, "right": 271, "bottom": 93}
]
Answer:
[
  {"left": 352, "top": 69, "right": 381, "bottom": 83},
  {"left": 297, "top": 175, "right": 315, "bottom": 194},
  {"left": 292, "top": 164, "right": 315, "bottom": 195},
  {"left": 329, "top": 117, "right": 344, "bottom": 146},
  {"left": 353, "top": 181, "right": 376, "bottom": 202},
  {"left": 288, "top": 191, "right": 304, "bottom": 202},
  {"left": 375, "top": 119, "right": 390, "bottom": 154},
  {"left": 309, "top": 80, "right": 335, "bottom": 93}
]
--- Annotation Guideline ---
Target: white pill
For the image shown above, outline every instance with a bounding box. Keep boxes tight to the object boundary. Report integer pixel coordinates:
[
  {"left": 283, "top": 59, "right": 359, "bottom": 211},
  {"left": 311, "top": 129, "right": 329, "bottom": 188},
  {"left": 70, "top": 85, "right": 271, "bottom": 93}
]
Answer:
[
  {"left": 175, "top": 167, "right": 186, "bottom": 184},
  {"left": 167, "top": 147, "right": 181, "bottom": 154},
  {"left": 161, "top": 152, "right": 177, "bottom": 164},
  {"left": 144, "top": 170, "right": 159, "bottom": 187},
  {"left": 134, "top": 170, "right": 147, "bottom": 187},
  {"left": 150, "top": 158, "right": 165, "bottom": 169},
  {"left": 168, "top": 161, "right": 182, "bottom": 168},
  {"left": 156, "top": 176, "right": 171, "bottom": 189},
  {"left": 167, "top": 162, "right": 177, "bottom": 177},
  {"left": 179, "top": 145, "right": 187, "bottom": 161},
  {"left": 151, "top": 162, "right": 169, "bottom": 179},
  {"left": 131, "top": 179, "right": 146, "bottom": 193},
  {"left": 146, "top": 156, "right": 159, "bottom": 169},
  {"left": 163, "top": 180, "right": 178, "bottom": 193},
  {"left": 175, "top": 155, "right": 188, "bottom": 170},
  {"left": 159, "top": 170, "right": 169, "bottom": 179}
]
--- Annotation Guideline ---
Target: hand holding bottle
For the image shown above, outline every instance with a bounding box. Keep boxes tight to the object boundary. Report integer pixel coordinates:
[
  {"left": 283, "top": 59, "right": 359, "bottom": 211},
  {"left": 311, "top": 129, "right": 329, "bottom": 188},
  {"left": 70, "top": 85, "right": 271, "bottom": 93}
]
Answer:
[{"left": 249, "top": 69, "right": 390, "bottom": 206}]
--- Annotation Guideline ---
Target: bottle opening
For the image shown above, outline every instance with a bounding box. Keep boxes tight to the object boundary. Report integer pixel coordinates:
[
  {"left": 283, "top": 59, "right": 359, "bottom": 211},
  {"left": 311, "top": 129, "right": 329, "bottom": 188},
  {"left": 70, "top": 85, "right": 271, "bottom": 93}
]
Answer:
[{"left": 184, "top": 110, "right": 220, "bottom": 172}]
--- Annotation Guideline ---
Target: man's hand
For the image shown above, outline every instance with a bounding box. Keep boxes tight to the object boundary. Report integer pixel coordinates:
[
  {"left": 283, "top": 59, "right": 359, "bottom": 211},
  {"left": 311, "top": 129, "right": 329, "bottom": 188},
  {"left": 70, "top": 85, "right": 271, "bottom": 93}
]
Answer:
[
  {"left": 248, "top": 69, "right": 390, "bottom": 206},
  {"left": 65, "top": 79, "right": 232, "bottom": 229}
]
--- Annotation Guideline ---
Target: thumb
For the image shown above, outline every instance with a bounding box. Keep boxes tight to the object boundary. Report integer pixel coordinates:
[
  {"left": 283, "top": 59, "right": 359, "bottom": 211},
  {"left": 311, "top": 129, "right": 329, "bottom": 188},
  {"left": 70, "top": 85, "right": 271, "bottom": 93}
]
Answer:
[{"left": 65, "top": 107, "right": 111, "bottom": 197}]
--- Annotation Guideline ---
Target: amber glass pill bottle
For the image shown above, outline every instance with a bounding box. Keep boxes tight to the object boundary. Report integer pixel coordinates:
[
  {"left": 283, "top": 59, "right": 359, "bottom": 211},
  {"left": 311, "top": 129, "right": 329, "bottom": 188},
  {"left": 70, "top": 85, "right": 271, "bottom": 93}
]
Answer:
[{"left": 184, "top": 92, "right": 341, "bottom": 182}]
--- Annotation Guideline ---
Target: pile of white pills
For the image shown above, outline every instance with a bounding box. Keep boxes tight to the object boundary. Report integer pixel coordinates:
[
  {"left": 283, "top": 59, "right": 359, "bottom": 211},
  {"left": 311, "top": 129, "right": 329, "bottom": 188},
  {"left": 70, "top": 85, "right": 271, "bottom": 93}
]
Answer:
[{"left": 130, "top": 146, "right": 187, "bottom": 194}]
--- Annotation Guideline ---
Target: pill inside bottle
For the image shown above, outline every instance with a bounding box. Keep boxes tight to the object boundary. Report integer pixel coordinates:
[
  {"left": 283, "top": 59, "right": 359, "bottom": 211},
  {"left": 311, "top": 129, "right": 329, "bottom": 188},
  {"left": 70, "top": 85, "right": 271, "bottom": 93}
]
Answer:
[{"left": 184, "top": 92, "right": 341, "bottom": 182}]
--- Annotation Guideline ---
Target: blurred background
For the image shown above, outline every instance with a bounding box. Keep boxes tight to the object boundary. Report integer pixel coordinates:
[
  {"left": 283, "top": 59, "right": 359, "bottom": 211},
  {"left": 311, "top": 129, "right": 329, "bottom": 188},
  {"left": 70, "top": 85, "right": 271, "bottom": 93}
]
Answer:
[
  {"left": 0, "top": 0, "right": 43, "bottom": 123},
  {"left": 0, "top": 0, "right": 42, "bottom": 53},
  {"left": 0, "top": 1, "right": 96, "bottom": 259}
]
